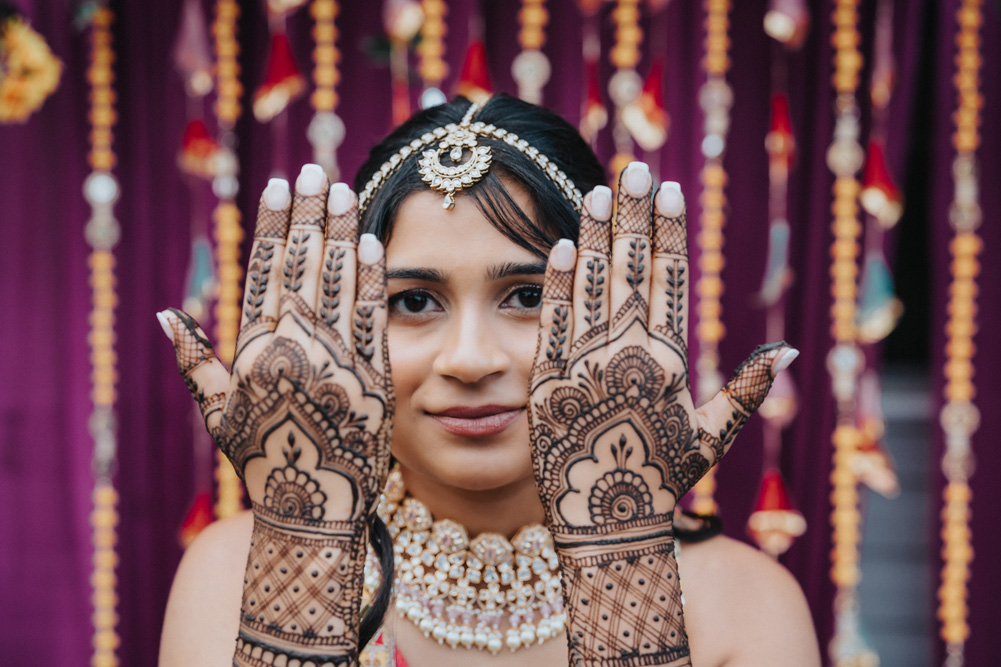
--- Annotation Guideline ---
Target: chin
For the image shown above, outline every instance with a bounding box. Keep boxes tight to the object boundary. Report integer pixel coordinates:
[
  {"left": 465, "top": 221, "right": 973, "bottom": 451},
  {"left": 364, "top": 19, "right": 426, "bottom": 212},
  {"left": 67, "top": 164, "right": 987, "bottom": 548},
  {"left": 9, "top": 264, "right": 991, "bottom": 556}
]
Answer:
[{"left": 393, "top": 421, "right": 536, "bottom": 493}]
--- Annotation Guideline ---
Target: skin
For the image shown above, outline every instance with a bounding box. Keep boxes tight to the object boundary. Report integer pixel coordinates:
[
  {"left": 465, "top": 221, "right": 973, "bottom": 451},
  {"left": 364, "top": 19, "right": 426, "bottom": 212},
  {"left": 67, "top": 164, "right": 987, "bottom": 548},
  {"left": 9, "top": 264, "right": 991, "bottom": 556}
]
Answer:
[{"left": 160, "top": 179, "right": 820, "bottom": 667}]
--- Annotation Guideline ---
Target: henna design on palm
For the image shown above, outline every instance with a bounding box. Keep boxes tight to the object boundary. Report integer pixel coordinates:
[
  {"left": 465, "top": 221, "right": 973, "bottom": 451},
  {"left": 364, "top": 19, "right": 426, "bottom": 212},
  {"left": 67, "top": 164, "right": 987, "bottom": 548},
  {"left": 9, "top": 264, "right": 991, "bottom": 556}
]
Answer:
[
  {"left": 164, "top": 170, "right": 391, "bottom": 666},
  {"left": 530, "top": 169, "right": 793, "bottom": 666}
]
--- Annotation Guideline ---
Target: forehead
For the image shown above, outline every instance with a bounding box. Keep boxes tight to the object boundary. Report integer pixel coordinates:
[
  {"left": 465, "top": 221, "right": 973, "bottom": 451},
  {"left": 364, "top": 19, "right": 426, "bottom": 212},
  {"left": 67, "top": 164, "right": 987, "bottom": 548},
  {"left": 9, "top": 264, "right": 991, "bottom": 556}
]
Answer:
[{"left": 386, "top": 189, "right": 541, "bottom": 270}]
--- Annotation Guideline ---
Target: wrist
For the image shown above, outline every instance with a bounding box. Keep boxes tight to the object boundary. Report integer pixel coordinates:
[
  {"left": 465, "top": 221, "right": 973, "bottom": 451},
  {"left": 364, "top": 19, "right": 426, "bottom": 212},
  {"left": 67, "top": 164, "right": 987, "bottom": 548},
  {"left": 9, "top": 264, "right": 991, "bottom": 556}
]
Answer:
[
  {"left": 555, "top": 526, "right": 690, "bottom": 667},
  {"left": 236, "top": 508, "right": 369, "bottom": 666}
]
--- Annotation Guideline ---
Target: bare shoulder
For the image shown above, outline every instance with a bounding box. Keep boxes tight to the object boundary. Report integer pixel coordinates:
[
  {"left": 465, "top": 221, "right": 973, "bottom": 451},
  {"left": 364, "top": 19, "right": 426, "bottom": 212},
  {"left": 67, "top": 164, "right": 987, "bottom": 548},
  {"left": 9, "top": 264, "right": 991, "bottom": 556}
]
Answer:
[
  {"left": 678, "top": 534, "right": 820, "bottom": 667},
  {"left": 158, "top": 510, "right": 253, "bottom": 667}
]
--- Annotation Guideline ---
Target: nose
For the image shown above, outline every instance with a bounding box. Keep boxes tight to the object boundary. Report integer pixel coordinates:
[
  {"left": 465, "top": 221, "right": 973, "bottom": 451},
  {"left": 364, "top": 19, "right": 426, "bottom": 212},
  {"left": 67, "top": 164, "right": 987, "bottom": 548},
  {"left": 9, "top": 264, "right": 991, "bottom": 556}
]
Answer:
[{"left": 432, "top": 305, "right": 510, "bottom": 384}]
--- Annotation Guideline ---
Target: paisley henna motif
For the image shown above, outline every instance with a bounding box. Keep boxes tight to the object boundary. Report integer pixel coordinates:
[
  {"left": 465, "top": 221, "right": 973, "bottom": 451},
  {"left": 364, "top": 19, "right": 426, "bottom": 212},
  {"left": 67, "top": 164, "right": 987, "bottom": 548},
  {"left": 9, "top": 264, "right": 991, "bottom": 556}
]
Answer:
[
  {"left": 167, "top": 174, "right": 390, "bottom": 667},
  {"left": 530, "top": 169, "right": 787, "bottom": 666}
]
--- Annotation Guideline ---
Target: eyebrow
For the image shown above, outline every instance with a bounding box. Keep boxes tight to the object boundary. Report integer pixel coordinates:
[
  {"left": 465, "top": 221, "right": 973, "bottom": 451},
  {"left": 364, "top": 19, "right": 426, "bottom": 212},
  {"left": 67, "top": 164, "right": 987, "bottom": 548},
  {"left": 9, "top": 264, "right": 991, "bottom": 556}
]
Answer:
[
  {"left": 385, "top": 261, "right": 547, "bottom": 283},
  {"left": 487, "top": 261, "right": 547, "bottom": 280}
]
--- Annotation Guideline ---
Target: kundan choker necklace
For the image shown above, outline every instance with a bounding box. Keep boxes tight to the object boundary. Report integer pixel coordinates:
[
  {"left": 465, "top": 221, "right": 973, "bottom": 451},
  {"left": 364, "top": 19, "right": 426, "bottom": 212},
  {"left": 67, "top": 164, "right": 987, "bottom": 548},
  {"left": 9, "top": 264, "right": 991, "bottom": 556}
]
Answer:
[{"left": 373, "top": 469, "right": 566, "bottom": 654}]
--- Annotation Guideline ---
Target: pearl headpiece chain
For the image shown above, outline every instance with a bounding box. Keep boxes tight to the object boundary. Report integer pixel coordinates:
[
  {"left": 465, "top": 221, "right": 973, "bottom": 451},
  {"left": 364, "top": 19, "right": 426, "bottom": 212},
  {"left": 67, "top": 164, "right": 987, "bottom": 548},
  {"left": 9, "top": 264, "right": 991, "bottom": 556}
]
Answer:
[{"left": 358, "top": 102, "right": 584, "bottom": 215}]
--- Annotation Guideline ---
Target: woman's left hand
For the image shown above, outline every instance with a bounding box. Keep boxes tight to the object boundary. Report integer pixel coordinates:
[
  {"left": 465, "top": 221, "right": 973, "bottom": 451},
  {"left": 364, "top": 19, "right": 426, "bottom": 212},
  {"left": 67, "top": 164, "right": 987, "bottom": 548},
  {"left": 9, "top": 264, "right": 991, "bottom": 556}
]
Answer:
[{"left": 527, "top": 161, "right": 797, "bottom": 665}]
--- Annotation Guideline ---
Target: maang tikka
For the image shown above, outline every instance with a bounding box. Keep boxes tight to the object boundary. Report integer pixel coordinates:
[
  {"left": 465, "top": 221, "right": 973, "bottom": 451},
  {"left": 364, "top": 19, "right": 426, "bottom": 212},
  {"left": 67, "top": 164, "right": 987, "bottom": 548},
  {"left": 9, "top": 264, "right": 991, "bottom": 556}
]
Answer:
[{"left": 358, "top": 101, "right": 583, "bottom": 215}]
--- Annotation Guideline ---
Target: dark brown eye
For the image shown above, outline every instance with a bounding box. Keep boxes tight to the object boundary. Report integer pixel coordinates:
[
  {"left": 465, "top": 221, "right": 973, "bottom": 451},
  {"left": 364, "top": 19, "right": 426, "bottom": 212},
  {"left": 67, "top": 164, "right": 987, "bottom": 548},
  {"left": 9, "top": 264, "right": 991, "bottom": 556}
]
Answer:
[
  {"left": 388, "top": 290, "right": 439, "bottom": 317},
  {"left": 401, "top": 293, "right": 429, "bottom": 312},
  {"left": 506, "top": 286, "right": 542, "bottom": 310}
]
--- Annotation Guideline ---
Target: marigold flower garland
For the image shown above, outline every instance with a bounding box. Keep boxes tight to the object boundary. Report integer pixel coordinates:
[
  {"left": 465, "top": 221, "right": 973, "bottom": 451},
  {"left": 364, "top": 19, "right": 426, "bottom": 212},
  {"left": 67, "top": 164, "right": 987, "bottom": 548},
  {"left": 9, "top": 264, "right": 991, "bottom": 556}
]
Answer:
[
  {"left": 689, "top": 0, "right": 733, "bottom": 515},
  {"left": 83, "top": 5, "right": 120, "bottom": 665},
  {"left": 823, "top": 1, "right": 875, "bottom": 664},
  {"left": 308, "top": 0, "right": 345, "bottom": 179},
  {"left": 211, "top": 0, "right": 245, "bottom": 518},
  {"left": 512, "top": 0, "right": 550, "bottom": 104},
  {"left": 937, "top": 2, "right": 983, "bottom": 664}
]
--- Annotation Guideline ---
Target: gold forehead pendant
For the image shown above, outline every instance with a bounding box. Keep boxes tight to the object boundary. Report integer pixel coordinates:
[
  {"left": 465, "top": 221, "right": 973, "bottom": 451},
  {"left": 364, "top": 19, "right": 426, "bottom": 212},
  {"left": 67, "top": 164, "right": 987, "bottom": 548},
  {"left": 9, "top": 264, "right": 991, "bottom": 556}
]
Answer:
[{"left": 417, "top": 106, "right": 492, "bottom": 210}]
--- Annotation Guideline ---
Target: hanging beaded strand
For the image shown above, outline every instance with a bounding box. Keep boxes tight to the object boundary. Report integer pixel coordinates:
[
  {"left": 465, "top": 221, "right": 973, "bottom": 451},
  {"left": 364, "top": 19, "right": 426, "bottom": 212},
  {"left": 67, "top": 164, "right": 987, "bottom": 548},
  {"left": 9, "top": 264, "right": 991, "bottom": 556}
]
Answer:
[
  {"left": 417, "top": 0, "right": 448, "bottom": 107},
  {"left": 512, "top": 0, "right": 550, "bottom": 104},
  {"left": 937, "top": 1, "right": 983, "bottom": 664},
  {"left": 83, "top": 4, "right": 121, "bottom": 665},
  {"left": 607, "top": 0, "right": 643, "bottom": 178},
  {"left": 689, "top": 0, "right": 733, "bottom": 515},
  {"left": 308, "top": 0, "right": 345, "bottom": 179},
  {"left": 211, "top": 0, "right": 245, "bottom": 519},
  {"left": 824, "top": 0, "right": 873, "bottom": 664}
]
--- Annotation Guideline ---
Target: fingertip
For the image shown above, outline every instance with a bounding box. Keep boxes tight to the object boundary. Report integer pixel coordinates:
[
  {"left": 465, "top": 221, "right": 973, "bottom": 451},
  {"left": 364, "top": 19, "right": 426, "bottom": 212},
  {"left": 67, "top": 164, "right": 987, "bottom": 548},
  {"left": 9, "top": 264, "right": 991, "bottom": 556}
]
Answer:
[
  {"left": 587, "top": 186, "right": 613, "bottom": 219},
  {"left": 550, "top": 238, "right": 577, "bottom": 271},
  {"left": 327, "top": 182, "right": 355, "bottom": 215},
  {"left": 295, "top": 163, "right": 327, "bottom": 196},
  {"left": 357, "top": 233, "right": 385, "bottom": 264},
  {"left": 771, "top": 347, "right": 800, "bottom": 374},
  {"left": 655, "top": 181, "right": 685, "bottom": 217},
  {"left": 156, "top": 310, "right": 175, "bottom": 342},
  {"left": 263, "top": 178, "right": 291, "bottom": 210},
  {"left": 622, "top": 161, "right": 652, "bottom": 197}
]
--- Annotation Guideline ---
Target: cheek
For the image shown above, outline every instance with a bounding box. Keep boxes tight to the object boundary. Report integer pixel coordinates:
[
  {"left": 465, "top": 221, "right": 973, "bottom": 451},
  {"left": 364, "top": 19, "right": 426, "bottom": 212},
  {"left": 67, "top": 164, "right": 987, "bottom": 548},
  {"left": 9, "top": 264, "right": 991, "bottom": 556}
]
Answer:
[{"left": 386, "top": 327, "right": 432, "bottom": 405}]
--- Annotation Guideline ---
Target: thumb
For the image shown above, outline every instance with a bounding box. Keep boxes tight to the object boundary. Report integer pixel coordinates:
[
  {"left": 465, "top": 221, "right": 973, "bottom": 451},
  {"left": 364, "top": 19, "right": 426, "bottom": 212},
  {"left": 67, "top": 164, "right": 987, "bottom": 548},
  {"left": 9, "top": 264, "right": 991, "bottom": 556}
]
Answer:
[
  {"left": 157, "top": 308, "right": 231, "bottom": 430},
  {"left": 695, "top": 342, "right": 799, "bottom": 464}
]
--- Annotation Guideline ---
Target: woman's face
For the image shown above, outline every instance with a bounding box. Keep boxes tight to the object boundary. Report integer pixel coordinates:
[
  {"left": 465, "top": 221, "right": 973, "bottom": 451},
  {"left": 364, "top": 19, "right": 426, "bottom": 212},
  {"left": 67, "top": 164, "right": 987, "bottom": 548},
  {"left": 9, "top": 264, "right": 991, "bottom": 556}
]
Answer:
[{"left": 384, "top": 183, "right": 546, "bottom": 492}]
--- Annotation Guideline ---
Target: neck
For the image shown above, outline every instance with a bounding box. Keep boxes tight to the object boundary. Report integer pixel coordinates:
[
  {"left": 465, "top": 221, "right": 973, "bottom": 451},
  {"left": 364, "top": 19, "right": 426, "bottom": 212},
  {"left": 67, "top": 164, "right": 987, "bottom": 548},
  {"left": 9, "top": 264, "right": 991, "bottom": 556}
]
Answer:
[{"left": 397, "top": 466, "right": 547, "bottom": 538}]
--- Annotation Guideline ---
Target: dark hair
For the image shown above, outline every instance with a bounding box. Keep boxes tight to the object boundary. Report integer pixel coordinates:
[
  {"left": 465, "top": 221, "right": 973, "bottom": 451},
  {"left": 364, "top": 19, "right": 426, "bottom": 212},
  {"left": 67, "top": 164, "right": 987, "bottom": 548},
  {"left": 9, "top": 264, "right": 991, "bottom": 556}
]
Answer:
[{"left": 353, "top": 94, "right": 607, "bottom": 258}]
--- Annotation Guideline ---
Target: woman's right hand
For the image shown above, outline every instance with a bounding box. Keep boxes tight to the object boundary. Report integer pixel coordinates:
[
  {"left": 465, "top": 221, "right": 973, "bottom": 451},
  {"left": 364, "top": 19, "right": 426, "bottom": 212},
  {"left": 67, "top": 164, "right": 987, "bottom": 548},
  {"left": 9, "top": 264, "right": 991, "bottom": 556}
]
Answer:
[{"left": 158, "top": 165, "right": 393, "bottom": 663}]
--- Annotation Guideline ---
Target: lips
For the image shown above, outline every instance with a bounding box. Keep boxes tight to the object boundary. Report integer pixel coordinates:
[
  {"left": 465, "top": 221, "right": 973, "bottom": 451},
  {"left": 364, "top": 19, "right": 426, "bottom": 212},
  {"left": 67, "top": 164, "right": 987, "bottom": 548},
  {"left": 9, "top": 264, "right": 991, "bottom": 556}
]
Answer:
[{"left": 428, "top": 405, "right": 525, "bottom": 437}]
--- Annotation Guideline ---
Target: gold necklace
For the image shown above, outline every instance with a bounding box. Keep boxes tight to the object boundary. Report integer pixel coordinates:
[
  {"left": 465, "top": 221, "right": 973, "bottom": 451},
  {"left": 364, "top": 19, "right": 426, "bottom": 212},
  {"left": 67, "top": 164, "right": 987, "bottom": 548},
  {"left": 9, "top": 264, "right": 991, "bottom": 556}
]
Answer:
[{"left": 372, "top": 469, "right": 566, "bottom": 654}]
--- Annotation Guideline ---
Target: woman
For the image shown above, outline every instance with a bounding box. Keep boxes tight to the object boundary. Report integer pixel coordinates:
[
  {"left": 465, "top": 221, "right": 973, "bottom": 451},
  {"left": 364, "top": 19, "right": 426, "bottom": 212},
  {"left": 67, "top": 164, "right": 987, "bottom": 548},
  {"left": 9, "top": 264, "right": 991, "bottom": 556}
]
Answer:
[{"left": 158, "top": 96, "right": 819, "bottom": 667}]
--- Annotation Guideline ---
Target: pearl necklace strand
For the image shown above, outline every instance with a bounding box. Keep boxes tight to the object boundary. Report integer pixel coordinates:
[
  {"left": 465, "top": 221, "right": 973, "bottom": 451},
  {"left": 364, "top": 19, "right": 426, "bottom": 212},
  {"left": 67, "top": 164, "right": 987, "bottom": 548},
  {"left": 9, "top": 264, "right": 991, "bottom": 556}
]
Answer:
[{"left": 370, "top": 469, "right": 566, "bottom": 654}]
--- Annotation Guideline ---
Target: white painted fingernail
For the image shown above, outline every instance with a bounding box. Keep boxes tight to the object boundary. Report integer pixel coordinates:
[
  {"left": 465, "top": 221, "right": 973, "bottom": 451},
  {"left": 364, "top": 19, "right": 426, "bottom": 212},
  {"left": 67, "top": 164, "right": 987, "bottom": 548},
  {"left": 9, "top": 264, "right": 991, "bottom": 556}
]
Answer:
[
  {"left": 552, "top": 238, "right": 577, "bottom": 271},
  {"left": 772, "top": 348, "right": 800, "bottom": 374},
  {"left": 156, "top": 310, "right": 175, "bottom": 343},
  {"left": 589, "top": 186, "right": 613, "bottom": 219},
  {"left": 296, "top": 164, "right": 326, "bottom": 196},
  {"left": 327, "top": 182, "right": 354, "bottom": 215},
  {"left": 622, "top": 161, "right": 651, "bottom": 197},
  {"left": 263, "top": 178, "right": 291, "bottom": 210},
  {"left": 357, "top": 233, "right": 384, "bottom": 263},
  {"left": 656, "top": 181, "right": 685, "bottom": 217}
]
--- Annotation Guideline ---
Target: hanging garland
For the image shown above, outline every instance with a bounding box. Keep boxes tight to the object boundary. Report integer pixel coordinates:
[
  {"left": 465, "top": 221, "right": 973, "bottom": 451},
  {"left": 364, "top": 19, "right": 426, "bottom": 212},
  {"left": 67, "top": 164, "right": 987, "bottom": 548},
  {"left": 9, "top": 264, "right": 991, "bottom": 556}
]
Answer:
[
  {"left": 308, "top": 0, "right": 345, "bottom": 179},
  {"left": 606, "top": 0, "right": 643, "bottom": 178},
  {"left": 937, "top": 1, "right": 983, "bottom": 664},
  {"left": 211, "top": 0, "right": 245, "bottom": 519},
  {"left": 512, "top": 0, "right": 550, "bottom": 104},
  {"left": 82, "top": 5, "right": 120, "bottom": 665},
  {"left": 689, "top": 0, "right": 733, "bottom": 515},
  {"left": 824, "top": 0, "right": 875, "bottom": 664},
  {"left": 417, "top": 0, "right": 447, "bottom": 108}
]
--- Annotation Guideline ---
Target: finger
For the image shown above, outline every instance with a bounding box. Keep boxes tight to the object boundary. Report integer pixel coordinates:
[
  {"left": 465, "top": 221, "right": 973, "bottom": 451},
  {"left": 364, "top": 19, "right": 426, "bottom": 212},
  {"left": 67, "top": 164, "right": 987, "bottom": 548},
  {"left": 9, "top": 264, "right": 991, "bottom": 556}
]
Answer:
[
  {"left": 571, "top": 186, "right": 612, "bottom": 354},
  {"left": 158, "top": 308, "right": 231, "bottom": 431},
  {"left": 695, "top": 343, "right": 799, "bottom": 464},
  {"left": 648, "top": 182, "right": 689, "bottom": 359},
  {"left": 318, "top": 183, "right": 359, "bottom": 345},
  {"left": 532, "top": 239, "right": 576, "bottom": 384},
  {"left": 609, "top": 162, "right": 654, "bottom": 340},
  {"left": 278, "top": 164, "right": 329, "bottom": 331},
  {"left": 353, "top": 234, "right": 389, "bottom": 376},
  {"left": 237, "top": 179, "right": 291, "bottom": 359}
]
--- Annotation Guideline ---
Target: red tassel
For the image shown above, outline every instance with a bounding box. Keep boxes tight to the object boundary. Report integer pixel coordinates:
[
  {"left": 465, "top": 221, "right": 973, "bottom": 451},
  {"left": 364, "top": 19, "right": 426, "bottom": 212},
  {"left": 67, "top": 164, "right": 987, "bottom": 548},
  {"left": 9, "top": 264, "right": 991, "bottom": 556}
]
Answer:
[
  {"left": 455, "top": 39, "right": 493, "bottom": 105},
  {"left": 178, "top": 118, "right": 222, "bottom": 178},
  {"left": 765, "top": 92, "right": 795, "bottom": 166},
  {"left": 179, "top": 492, "right": 214, "bottom": 548},
  {"left": 747, "top": 469, "right": 806, "bottom": 557},
  {"left": 253, "top": 32, "right": 307, "bottom": 122},
  {"left": 861, "top": 139, "right": 903, "bottom": 224}
]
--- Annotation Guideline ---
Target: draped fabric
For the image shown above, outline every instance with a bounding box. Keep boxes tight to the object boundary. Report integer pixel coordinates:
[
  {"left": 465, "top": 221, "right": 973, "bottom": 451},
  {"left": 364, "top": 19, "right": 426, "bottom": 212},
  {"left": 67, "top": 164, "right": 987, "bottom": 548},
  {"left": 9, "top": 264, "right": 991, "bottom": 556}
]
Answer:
[{"left": 0, "top": 1, "right": 997, "bottom": 665}]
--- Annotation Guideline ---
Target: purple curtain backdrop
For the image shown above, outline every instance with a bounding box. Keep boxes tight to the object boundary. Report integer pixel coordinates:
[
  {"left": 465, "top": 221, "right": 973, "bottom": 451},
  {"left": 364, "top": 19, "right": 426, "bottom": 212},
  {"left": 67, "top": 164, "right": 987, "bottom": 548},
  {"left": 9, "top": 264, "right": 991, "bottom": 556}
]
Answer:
[{"left": 1, "top": 1, "right": 998, "bottom": 665}]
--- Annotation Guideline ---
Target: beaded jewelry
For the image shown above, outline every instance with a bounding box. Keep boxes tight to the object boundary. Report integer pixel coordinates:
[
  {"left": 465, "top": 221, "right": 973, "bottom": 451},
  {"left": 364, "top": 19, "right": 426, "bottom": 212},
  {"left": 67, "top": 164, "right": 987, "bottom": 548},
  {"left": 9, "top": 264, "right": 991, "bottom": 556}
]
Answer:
[
  {"left": 358, "top": 101, "right": 583, "bottom": 215},
  {"left": 372, "top": 469, "right": 566, "bottom": 654}
]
